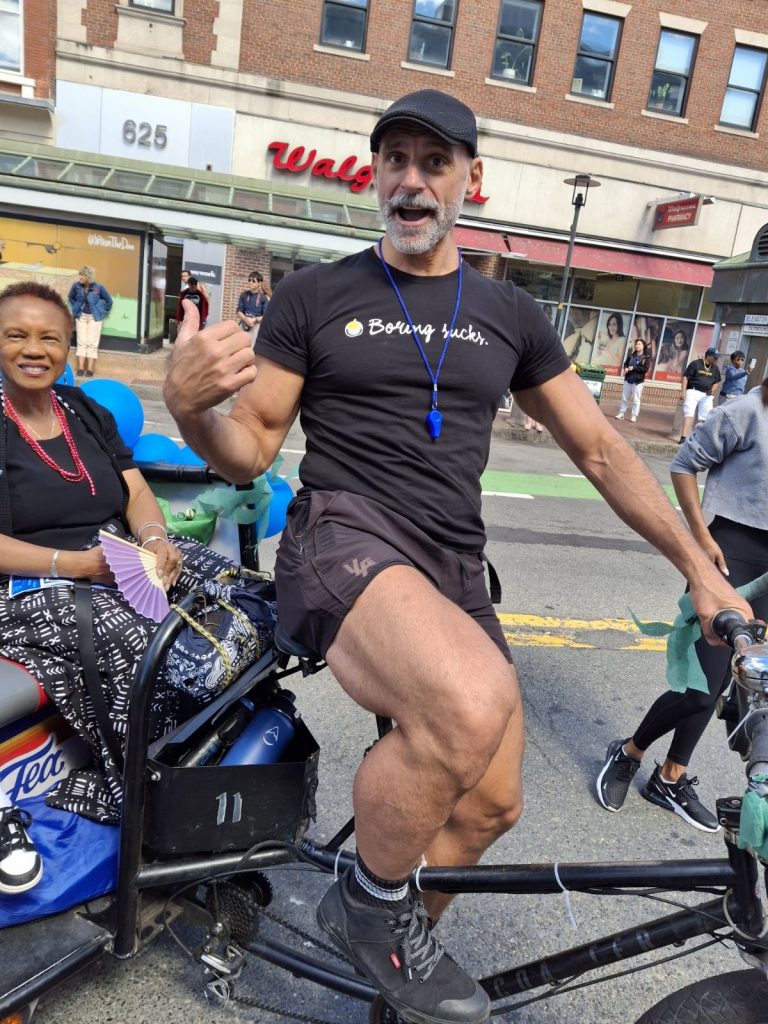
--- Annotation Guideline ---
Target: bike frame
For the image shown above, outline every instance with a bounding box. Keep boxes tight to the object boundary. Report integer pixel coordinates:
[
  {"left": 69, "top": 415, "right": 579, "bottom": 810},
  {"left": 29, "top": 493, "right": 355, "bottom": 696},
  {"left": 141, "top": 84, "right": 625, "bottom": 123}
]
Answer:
[{"left": 106, "top": 609, "right": 767, "bottom": 1015}]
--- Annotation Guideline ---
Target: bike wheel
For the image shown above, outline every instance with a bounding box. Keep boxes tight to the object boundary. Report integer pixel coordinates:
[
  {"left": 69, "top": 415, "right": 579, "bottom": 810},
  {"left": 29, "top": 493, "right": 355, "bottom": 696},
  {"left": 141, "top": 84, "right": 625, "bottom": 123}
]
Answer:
[{"left": 634, "top": 970, "right": 768, "bottom": 1023}]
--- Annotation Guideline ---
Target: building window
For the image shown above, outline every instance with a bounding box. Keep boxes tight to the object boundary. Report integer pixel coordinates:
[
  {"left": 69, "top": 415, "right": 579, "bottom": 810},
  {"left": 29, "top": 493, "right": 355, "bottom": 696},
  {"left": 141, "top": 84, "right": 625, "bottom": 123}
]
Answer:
[
  {"left": 129, "top": 0, "right": 175, "bottom": 13},
  {"left": 0, "top": 0, "right": 22, "bottom": 73},
  {"left": 320, "top": 0, "right": 369, "bottom": 50},
  {"left": 720, "top": 46, "right": 767, "bottom": 131},
  {"left": 647, "top": 30, "right": 697, "bottom": 116},
  {"left": 571, "top": 11, "right": 622, "bottom": 101},
  {"left": 490, "top": 0, "right": 542, "bottom": 85},
  {"left": 408, "top": 0, "right": 458, "bottom": 69}
]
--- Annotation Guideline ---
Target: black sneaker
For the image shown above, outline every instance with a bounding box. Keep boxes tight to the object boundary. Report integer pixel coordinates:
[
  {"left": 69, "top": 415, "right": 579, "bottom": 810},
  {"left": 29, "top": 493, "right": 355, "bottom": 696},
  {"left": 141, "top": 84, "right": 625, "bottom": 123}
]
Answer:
[
  {"left": 0, "top": 806, "right": 43, "bottom": 894},
  {"left": 641, "top": 765, "right": 720, "bottom": 832},
  {"left": 317, "top": 871, "right": 490, "bottom": 1024},
  {"left": 596, "top": 739, "right": 640, "bottom": 811}
]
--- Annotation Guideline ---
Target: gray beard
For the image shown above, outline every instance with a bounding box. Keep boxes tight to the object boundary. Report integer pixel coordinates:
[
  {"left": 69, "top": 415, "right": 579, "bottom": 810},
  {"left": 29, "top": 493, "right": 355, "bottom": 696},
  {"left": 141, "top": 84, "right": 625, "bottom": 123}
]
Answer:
[{"left": 380, "top": 190, "right": 466, "bottom": 255}]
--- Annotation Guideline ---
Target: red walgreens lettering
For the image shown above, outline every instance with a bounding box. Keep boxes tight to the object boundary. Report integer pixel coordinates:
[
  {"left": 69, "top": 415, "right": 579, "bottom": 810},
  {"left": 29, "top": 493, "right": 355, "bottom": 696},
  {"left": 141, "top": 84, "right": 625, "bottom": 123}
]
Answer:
[
  {"left": 268, "top": 141, "right": 489, "bottom": 201},
  {"left": 268, "top": 141, "right": 372, "bottom": 192}
]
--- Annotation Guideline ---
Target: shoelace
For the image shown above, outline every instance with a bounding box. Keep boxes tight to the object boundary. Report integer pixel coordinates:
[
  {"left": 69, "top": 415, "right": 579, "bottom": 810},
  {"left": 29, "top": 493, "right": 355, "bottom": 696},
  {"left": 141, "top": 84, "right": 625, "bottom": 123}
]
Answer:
[
  {"left": 673, "top": 775, "right": 701, "bottom": 803},
  {"left": 0, "top": 807, "right": 34, "bottom": 856},
  {"left": 389, "top": 902, "right": 444, "bottom": 982}
]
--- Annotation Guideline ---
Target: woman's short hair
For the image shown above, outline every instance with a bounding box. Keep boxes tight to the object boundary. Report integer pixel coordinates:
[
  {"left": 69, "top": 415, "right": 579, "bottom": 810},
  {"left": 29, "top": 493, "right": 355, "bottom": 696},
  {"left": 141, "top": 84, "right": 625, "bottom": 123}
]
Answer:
[
  {"left": 0, "top": 281, "right": 74, "bottom": 332},
  {"left": 78, "top": 265, "right": 96, "bottom": 283}
]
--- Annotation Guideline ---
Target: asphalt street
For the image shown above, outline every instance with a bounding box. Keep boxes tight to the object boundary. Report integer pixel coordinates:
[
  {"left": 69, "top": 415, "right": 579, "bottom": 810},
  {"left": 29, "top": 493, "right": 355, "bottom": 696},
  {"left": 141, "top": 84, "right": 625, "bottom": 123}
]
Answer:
[{"left": 30, "top": 410, "right": 754, "bottom": 1024}]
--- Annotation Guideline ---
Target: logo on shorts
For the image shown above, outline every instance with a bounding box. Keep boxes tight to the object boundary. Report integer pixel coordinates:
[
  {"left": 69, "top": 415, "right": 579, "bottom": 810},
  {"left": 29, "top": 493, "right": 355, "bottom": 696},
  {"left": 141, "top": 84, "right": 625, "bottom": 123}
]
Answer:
[
  {"left": 345, "top": 319, "right": 364, "bottom": 338},
  {"left": 343, "top": 557, "right": 376, "bottom": 578}
]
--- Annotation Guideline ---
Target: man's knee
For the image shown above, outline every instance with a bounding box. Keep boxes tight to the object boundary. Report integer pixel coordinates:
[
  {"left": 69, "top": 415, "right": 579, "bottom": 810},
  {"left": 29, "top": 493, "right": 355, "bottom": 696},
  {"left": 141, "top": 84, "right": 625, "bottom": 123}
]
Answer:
[{"left": 418, "top": 667, "right": 518, "bottom": 793}]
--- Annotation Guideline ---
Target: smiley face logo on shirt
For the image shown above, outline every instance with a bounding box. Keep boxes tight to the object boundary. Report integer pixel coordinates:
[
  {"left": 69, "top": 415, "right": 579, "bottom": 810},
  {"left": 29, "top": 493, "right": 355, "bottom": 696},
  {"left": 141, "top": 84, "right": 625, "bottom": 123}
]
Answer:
[{"left": 345, "top": 319, "right": 364, "bottom": 338}]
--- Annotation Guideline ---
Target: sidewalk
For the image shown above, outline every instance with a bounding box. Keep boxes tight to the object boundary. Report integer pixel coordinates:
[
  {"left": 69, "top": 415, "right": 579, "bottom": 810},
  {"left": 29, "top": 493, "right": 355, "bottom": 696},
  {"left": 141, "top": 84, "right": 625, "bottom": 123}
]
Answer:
[{"left": 493, "top": 396, "right": 682, "bottom": 458}]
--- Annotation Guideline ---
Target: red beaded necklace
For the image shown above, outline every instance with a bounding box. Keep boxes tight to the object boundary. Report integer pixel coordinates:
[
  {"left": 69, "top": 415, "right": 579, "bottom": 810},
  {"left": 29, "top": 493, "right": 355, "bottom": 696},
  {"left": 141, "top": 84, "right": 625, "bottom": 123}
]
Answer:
[{"left": 3, "top": 391, "right": 96, "bottom": 496}]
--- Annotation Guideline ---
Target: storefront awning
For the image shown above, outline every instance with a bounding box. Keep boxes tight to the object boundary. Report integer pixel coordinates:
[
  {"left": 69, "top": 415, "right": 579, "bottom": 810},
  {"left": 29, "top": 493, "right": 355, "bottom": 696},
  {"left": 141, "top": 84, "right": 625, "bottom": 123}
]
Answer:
[{"left": 453, "top": 227, "right": 714, "bottom": 287}]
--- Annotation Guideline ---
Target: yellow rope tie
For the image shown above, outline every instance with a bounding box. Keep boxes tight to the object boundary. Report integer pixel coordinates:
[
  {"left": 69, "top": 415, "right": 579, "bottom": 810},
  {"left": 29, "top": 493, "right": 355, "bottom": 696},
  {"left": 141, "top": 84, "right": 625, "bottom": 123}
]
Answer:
[
  {"left": 171, "top": 602, "right": 234, "bottom": 687},
  {"left": 218, "top": 600, "right": 262, "bottom": 662}
]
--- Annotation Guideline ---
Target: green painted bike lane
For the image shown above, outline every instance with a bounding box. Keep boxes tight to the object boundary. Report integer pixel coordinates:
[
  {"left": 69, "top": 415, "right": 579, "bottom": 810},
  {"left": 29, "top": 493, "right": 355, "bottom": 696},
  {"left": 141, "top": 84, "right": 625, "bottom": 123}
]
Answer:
[{"left": 480, "top": 469, "right": 679, "bottom": 504}]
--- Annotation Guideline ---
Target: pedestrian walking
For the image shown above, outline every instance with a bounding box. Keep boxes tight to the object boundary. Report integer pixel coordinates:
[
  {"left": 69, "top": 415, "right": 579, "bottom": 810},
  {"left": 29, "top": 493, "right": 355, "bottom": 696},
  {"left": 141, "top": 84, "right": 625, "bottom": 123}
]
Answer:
[
  {"left": 679, "top": 347, "right": 722, "bottom": 443},
  {"left": 615, "top": 339, "right": 651, "bottom": 422}
]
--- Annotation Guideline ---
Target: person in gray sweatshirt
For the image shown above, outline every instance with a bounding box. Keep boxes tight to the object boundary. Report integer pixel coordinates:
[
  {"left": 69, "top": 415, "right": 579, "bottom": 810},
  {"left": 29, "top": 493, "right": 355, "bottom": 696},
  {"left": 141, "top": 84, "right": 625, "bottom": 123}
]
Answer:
[{"left": 597, "top": 381, "right": 768, "bottom": 832}]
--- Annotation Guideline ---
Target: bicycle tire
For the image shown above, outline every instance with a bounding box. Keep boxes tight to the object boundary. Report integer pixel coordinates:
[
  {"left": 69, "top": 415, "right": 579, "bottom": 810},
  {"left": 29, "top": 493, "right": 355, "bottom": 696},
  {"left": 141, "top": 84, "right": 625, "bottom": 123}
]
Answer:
[{"left": 633, "top": 969, "right": 768, "bottom": 1023}]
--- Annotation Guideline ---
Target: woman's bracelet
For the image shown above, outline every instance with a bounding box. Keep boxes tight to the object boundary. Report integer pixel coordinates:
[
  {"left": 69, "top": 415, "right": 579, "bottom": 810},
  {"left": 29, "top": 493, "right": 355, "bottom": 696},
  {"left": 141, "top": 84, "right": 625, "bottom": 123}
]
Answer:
[
  {"left": 50, "top": 549, "right": 61, "bottom": 578},
  {"left": 141, "top": 535, "right": 167, "bottom": 549},
  {"left": 137, "top": 521, "right": 168, "bottom": 543}
]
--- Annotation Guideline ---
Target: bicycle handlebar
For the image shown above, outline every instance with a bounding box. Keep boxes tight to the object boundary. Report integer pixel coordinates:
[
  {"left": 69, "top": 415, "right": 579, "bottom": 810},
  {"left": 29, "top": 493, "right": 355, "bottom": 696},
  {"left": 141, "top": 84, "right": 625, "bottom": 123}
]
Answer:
[{"left": 711, "top": 609, "right": 756, "bottom": 652}]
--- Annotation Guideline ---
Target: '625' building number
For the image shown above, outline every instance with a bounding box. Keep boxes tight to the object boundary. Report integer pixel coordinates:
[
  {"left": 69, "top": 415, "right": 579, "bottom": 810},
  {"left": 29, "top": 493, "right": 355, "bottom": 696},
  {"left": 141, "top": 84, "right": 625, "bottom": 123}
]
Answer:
[{"left": 122, "top": 120, "right": 168, "bottom": 149}]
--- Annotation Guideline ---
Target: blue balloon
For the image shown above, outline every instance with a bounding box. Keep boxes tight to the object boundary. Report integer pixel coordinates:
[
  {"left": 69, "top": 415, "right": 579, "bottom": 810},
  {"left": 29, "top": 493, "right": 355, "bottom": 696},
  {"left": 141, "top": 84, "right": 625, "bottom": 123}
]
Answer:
[
  {"left": 79, "top": 378, "right": 144, "bottom": 449},
  {"left": 132, "top": 433, "right": 183, "bottom": 464},
  {"left": 56, "top": 364, "right": 75, "bottom": 386},
  {"left": 175, "top": 446, "right": 206, "bottom": 466},
  {"left": 264, "top": 476, "right": 293, "bottom": 538}
]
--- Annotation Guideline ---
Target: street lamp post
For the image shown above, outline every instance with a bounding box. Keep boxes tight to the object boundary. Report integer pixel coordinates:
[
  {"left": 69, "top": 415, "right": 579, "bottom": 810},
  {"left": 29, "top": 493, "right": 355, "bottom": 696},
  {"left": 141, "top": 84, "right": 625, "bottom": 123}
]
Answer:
[{"left": 555, "top": 174, "right": 601, "bottom": 339}]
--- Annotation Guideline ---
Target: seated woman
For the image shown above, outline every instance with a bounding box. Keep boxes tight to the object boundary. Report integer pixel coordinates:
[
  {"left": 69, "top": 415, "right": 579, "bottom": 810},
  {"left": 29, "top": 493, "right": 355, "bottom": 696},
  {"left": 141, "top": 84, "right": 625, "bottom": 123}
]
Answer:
[{"left": 0, "top": 281, "right": 243, "bottom": 843}]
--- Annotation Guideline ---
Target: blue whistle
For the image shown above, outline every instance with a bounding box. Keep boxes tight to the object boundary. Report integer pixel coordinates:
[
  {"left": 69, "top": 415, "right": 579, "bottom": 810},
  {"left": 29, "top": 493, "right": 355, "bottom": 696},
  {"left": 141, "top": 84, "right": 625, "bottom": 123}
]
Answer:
[{"left": 425, "top": 409, "right": 442, "bottom": 440}]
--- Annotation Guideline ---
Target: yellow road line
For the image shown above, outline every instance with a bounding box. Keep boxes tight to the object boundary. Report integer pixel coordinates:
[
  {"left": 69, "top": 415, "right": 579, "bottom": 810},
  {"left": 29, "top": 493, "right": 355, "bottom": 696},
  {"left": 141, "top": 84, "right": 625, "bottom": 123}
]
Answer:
[{"left": 498, "top": 613, "right": 670, "bottom": 651}]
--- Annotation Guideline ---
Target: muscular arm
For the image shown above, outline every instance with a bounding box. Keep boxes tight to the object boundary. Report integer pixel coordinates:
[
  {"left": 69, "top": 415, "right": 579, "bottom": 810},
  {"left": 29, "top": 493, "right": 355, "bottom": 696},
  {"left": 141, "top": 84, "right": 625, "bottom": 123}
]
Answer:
[
  {"left": 163, "top": 319, "right": 303, "bottom": 484},
  {"left": 514, "top": 370, "right": 751, "bottom": 640}
]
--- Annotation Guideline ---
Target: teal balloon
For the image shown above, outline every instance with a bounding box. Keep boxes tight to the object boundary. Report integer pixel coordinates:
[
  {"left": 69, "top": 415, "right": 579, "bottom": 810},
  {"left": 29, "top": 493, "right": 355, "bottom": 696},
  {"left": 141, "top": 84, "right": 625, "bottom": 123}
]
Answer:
[
  {"left": 132, "top": 433, "right": 183, "bottom": 464},
  {"left": 56, "top": 364, "right": 75, "bottom": 386},
  {"left": 264, "top": 476, "right": 293, "bottom": 538},
  {"left": 80, "top": 378, "right": 144, "bottom": 448}
]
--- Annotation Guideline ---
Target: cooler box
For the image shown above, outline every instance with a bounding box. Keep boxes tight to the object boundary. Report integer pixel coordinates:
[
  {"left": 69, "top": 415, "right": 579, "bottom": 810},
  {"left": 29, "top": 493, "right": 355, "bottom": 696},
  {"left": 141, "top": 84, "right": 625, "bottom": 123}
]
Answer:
[{"left": 575, "top": 363, "right": 606, "bottom": 404}]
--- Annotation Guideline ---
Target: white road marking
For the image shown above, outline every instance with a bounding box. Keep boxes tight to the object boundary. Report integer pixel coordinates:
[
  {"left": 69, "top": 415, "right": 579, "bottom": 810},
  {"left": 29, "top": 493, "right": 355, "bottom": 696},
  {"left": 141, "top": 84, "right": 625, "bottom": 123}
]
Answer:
[{"left": 482, "top": 490, "right": 534, "bottom": 499}]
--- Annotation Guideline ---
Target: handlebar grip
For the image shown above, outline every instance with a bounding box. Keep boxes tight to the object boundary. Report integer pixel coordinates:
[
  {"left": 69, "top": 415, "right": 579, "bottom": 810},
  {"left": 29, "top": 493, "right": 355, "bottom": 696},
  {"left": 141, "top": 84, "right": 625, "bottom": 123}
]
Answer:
[{"left": 711, "top": 609, "right": 750, "bottom": 646}]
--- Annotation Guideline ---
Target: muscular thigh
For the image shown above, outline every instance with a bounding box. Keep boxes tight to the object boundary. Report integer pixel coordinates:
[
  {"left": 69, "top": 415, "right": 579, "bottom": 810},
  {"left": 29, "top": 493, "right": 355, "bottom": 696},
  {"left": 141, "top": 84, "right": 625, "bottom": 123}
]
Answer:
[{"left": 326, "top": 564, "right": 516, "bottom": 734}]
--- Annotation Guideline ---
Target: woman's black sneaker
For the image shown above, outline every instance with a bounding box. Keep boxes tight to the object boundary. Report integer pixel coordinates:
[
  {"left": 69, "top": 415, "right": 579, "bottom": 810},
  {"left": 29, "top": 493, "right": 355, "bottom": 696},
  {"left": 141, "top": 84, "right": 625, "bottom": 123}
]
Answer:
[
  {"left": 641, "top": 765, "right": 720, "bottom": 832},
  {"left": 317, "top": 871, "right": 490, "bottom": 1024},
  {"left": 0, "top": 805, "right": 43, "bottom": 894},
  {"left": 596, "top": 739, "right": 640, "bottom": 811}
]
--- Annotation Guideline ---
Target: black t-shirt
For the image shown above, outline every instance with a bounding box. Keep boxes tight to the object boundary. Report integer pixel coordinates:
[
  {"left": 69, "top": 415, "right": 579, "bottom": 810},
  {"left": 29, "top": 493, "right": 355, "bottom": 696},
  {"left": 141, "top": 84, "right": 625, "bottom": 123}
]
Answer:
[
  {"left": 256, "top": 247, "right": 569, "bottom": 551},
  {"left": 684, "top": 358, "right": 722, "bottom": 392},
  {"left": 5, "top": 403, "right": 135, "bottom": 549}
]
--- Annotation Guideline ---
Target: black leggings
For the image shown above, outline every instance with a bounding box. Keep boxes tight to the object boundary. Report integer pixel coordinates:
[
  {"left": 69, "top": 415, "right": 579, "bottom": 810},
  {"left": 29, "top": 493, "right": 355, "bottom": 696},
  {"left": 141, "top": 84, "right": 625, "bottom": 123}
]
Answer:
[{"left": 633, "top": 518, "right": 768, "bottom": 767}]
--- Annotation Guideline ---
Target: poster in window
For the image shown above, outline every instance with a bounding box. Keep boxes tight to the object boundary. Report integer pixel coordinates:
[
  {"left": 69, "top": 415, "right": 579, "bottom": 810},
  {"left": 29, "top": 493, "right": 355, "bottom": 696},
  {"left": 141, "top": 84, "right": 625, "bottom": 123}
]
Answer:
[
  {"left": 690, "top": 323, "right": 714, "bottom": 366},
  {"left": 592, "top": 310, "right": 630, "bottom": 374},
  {"left": 562, "top": 306, "right": 598, "bottom": 364},
  {"left": 538, "top": 301, "right": 556, "bottom": 324},
  {"left": 655, "top": 320, "right": 693, "bottom": 382},
  {"left": 0, "top": 216, "right": 141, "bottom": 341}
]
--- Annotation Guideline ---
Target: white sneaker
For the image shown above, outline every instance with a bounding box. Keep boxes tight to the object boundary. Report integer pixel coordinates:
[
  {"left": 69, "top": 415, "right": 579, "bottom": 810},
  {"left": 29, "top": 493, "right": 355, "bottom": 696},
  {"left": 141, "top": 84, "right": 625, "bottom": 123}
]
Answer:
[
  {"left": 614, "top": 413, "right": 624, "bottom": 420},
  {"left": 630, "top": 415, "right": 637, "bottom": 422},
  {"left": 0, "top": 806, "right": 43, "bottom": 894}
]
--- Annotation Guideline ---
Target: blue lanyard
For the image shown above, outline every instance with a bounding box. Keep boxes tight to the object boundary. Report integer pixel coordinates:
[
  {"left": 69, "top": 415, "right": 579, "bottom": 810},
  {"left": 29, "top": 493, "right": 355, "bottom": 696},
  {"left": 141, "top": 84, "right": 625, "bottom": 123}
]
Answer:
[{"left": 377, "top": 238, "right": 463, "bottom": 440}]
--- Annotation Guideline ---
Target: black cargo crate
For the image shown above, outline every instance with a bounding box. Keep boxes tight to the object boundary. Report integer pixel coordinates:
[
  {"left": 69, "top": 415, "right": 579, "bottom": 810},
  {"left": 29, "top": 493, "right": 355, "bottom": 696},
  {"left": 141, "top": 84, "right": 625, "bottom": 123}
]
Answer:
[{"left": 142, "top": 656, "right": 319, "bottom": 856}]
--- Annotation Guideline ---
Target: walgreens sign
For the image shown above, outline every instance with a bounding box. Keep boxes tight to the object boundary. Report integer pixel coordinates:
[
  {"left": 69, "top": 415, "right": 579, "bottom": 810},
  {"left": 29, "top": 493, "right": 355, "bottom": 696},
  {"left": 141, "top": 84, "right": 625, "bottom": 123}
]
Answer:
[{"left": 267, "top": 141, "right": 489, "bottom": 204}]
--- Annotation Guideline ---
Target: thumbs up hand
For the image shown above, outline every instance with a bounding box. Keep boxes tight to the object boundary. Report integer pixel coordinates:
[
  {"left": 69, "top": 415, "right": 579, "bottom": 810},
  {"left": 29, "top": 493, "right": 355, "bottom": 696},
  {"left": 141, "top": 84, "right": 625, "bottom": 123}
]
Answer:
[{"left": 164, "top": 304, "right": 258, "bottom": 422}]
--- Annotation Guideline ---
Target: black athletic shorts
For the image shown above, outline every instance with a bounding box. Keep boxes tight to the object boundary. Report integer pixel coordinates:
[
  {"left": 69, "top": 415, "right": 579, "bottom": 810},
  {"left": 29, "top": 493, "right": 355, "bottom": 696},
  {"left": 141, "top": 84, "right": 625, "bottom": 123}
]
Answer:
[{"left": 273, "top": 489, "right": 511, "bottom": 663}]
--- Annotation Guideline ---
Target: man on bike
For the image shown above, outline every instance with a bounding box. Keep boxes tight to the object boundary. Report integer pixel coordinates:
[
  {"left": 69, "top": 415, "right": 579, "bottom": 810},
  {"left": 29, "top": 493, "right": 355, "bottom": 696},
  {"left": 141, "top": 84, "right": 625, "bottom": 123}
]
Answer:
[{"left": 164, "top": 89, "right": 753, "bottom": 1024}]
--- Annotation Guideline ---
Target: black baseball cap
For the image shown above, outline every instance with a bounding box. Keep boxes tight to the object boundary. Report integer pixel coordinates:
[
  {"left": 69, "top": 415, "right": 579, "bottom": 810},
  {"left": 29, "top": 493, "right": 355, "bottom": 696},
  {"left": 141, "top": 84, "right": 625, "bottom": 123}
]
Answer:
[
  {"left": 370, "top": 89, "right": 478, "bottom": 157},
  {"left": 705, "top": 347, "right": 722, "bottom": 357}
]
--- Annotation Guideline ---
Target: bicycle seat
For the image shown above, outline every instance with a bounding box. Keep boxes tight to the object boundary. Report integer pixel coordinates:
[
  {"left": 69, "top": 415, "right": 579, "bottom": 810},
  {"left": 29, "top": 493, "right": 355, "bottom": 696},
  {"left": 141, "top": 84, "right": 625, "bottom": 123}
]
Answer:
[{"left": 273, "top": 624, "right": 323, "bottom": 675}]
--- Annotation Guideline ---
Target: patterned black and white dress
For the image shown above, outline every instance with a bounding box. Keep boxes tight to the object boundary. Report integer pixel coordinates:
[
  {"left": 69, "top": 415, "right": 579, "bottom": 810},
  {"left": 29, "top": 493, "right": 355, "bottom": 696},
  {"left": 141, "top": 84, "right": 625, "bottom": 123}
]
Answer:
[{"left": 0, "top": 385, "right": 243, "bottom": 822}]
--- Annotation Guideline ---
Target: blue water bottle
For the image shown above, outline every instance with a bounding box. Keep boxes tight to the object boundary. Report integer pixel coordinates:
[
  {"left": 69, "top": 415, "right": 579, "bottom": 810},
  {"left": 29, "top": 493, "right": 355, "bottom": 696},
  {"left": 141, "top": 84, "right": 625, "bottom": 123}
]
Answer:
[{"left": 219, "top": 693, "right": 297, "bottom": 766}]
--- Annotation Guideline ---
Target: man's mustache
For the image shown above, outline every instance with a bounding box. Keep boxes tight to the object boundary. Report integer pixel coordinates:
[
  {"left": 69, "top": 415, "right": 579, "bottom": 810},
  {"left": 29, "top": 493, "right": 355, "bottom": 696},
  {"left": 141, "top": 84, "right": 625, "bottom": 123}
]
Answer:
[{"left": 384, "top": 194, "right": 439, "bottom": 214}]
